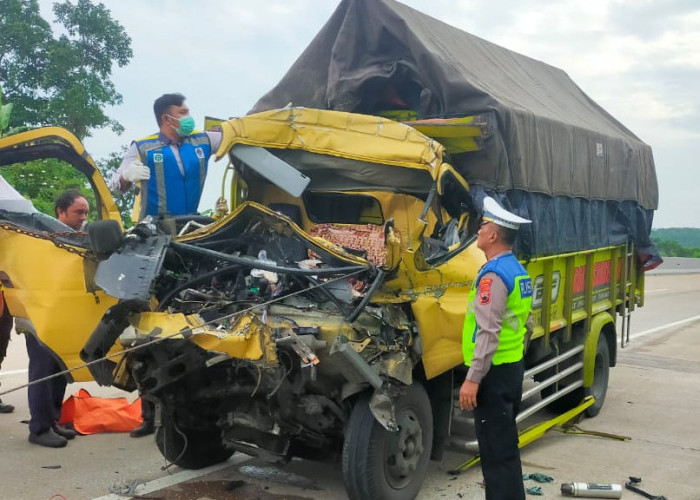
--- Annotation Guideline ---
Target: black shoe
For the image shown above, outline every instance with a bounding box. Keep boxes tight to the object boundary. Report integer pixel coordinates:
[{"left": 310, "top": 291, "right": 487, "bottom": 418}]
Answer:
[
  {"left": 130, "top": 419, "right": 155, "bottom": 438},
  {"left": 52, "top": 423, "right": 77, "bottom": 440},
  {"left": 28, "top": 428, "right": 67, "bottom": 448},
  {"left": 0, "top": 400, "right": 14, "bottom": 413}
]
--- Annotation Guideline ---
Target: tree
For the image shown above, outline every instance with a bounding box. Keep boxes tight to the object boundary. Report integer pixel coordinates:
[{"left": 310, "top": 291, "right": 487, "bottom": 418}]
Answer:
[
  {"left": 97, "top": 148, "right": 134, "bottom": 227},
  {"left": 651, "top": 237, "right": 700, "bottom": 258},
  {"left": 0, "top": 0, "right": 132, "bottom": 139},
  {"left": 0, "top": 83, "right": 32, "bottom": 137}
]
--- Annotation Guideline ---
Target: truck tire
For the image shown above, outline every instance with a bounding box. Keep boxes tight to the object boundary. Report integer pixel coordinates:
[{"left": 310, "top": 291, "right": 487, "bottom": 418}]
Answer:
[
  {"left": 583, "top": 335, "right": 610, "bottom": 417},
  {"left": 155, "top": 417, "right": 233, "bottom": 469},
  {"left": 540, "top": 334, "right": 610, "bottom": 417},
  {"left": 342, "top": 383, "right": 433, "bottom": 500}
]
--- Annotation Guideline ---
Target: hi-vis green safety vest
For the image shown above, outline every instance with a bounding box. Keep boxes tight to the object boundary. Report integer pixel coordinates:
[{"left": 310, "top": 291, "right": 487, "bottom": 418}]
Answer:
[{"left": 462, "top": 253, "right": 533, "bottom": 366}]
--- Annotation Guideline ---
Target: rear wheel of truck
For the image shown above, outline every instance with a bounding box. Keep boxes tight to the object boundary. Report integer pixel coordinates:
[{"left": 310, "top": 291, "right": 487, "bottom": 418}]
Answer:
[
  {"left": 342, "top": 383, "right": 433, "bottom": 500},
  {"left": 155, "top": 417, "right": 233, "bottom": 469},
  {"left": 583, "top": 334, "right": 610, "bottom": 417},
  {"left": 541, "top": 334, "right": 610, "bottom": 417}
]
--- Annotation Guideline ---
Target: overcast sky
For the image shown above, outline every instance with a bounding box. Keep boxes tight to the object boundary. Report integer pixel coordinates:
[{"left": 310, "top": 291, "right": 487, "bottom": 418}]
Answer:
[{"left": 38, "top": 0, "right": 700, "bottom": 228}]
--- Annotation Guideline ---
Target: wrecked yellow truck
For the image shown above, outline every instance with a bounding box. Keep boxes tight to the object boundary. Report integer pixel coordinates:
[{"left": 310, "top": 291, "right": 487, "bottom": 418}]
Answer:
[
  {"left": 1, "top": 108, "right": 647, "bottom": 500},
  {"left": 78, "top": 108, "right": 487, "bottom": 497}
]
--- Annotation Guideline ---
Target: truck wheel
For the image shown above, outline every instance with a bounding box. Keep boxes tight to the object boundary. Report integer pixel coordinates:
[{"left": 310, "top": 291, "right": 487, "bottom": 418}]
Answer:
[
  {"left": 342, "top": 383, "right": 433, "bottom": 500},
  {"left": 155, "top": 417, "right": 233, "bottom": 469},
  {"left": 540, "top": 335, "right": 610, "bottom": 416},
  {"left": 583, "top": 335, "right": 610, "bottom": 417}
]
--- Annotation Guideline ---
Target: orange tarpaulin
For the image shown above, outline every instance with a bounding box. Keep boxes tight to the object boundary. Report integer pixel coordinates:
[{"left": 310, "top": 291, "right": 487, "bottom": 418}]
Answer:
[{"left": 59, "top": 389, "right": 143, "bottom": 435}]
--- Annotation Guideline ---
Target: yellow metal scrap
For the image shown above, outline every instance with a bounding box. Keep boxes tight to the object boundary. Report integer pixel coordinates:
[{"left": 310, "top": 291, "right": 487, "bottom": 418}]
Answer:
[{"left": 134, "top": 311, "right": 278, "bottom": 365}]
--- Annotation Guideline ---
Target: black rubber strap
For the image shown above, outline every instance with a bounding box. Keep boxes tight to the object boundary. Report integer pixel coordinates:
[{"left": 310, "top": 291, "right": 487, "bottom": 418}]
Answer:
[{"left": 625, "top": 477, "right": 667, "bottom": 500}]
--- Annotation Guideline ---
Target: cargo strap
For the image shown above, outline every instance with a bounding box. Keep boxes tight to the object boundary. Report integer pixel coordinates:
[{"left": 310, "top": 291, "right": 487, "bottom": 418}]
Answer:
[
  {"left": 555, "top": 423, "right": 630, "bottom": 441},
  {"left": 624, "top": 477, "right": 667, "bottom": 500}
]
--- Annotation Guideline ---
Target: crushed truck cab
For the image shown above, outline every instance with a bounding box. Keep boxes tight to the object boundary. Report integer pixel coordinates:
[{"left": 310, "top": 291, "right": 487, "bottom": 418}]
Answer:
[{"left": 79, "top": 110, "right": 484, "bottom": 490}]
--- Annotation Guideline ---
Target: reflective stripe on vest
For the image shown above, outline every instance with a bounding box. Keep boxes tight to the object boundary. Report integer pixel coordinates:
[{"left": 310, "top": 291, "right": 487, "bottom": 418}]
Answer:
[
  {"left": 462, "top": 253, "right": 533, "bottom": 366},
  {"left": 134, "top": 132, "right": 211, "bottom": 219}
]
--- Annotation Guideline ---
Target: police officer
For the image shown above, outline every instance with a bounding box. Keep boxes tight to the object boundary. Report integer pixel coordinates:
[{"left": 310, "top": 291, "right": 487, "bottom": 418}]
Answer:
[
  {"left": 459, "top": 196, "right": 533, "bottom": 500},
  {"left": 110, "top": 92, "right": 222, "bottom": 220}
]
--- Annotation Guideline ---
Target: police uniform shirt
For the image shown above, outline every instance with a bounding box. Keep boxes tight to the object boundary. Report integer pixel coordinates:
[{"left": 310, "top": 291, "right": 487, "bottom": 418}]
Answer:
[{"left": 466, "top": 251, "right": 533, "bottom": 384}]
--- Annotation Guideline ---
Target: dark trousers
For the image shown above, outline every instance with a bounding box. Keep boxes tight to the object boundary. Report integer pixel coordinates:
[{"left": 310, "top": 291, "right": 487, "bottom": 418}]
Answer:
[
  {"left": 0, "top": 303, "right": 12, "bottom": 367},
  {"left": 141, "top": 398, "right": 154, "bottom": 421},
  {"left": 25, "top": 333, "right": 67, "bottom": 435},
  {"left": 474, "top": 360, "right": 525, "bottom": 500}
]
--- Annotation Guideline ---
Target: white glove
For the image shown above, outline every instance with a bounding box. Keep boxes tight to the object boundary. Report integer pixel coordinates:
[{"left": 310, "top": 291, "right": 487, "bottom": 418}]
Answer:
[{"left": 122, "top": 160, "right": 150, "bottom": 183}]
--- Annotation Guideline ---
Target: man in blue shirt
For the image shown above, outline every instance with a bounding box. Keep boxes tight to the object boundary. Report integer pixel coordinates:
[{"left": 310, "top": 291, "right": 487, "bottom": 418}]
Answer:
[
  {"left": 110, "top": 93, "right": 222, "bottom": 437},
  {"left": 110, "top": 93, "right": 222, "bottom": 221}
]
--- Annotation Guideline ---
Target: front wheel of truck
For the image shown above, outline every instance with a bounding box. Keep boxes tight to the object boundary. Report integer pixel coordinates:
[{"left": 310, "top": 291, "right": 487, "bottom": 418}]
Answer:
[
  {"left": 155, "top": 417, "right": 233, "bottom": 469},
  {"left": 342, "top": 383, "right": 433, "bottom": 500}
]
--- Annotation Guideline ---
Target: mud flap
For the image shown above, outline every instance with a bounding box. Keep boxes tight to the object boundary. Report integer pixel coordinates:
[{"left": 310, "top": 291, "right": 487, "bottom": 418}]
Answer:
[
  {"left": 80, "top": 300, "right": 148, "bottom": 386},
  {"left": 369, "top": 388, "right": 398, "bottom": 431}
]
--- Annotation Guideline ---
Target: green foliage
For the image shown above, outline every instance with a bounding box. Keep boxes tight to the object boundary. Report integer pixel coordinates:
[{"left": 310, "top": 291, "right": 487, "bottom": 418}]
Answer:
[
  {"left": 0, "top": 84, "right": 32, "bottom": 137},
  {"left": 651, "top": 237, "right": 700, "bottom": 258},
  {"left": 651, "top": 227, "right": 700, "bottom": 248},
  {"left": 0, "top": 100, "right": 12, "bottom": 132},
  {"left": 651, "top": 228, "right": 700, "bottom": 257},
  {"left": 0, "top": 0, "right": 133, "bottom": 139},
  {"left": 1, "top": 81, "right": 131, "bottom": 226},
  {"left": 96, "top": 147, "right": 134, "bottom": 227},
  {"left": 1, "top": 158, "right": 96, "bottom": 218}
]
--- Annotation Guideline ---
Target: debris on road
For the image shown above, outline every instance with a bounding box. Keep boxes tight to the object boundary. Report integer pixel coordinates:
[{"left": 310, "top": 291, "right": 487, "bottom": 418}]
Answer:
[
  {"left": 523, "top": 472, "right": 553, "bottom": 483},
  {"left": 238, "top": 465, "right": 320, "bottom": 491},
  {"left": 108, "top": 478, "right": 145, "bottom": 496}
]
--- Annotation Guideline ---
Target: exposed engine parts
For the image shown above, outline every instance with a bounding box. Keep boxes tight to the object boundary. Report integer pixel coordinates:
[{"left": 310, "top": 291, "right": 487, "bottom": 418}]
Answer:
[{"left": 85, "top": 205, "right": 420, "bottom": 462}]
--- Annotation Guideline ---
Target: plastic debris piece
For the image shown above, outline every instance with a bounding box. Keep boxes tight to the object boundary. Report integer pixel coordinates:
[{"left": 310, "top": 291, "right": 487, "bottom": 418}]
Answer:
[{"left": 108, "top": 479, "right": 145, "bottom": 496}]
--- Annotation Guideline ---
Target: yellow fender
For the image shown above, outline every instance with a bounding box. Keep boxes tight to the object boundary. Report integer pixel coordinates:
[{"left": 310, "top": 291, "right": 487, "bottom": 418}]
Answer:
[{"left": 583, "top": 312, "right": 614, "bottom": 387}]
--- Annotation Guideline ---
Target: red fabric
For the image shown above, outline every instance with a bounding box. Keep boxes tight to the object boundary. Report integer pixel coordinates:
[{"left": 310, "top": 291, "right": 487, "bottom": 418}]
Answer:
[{"left": 59, "top": 389, "right": 143, "bottom": 434}]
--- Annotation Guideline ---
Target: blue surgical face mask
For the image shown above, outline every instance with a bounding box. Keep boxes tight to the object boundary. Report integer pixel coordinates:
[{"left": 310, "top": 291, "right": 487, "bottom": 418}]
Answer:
[{"left": 168, "top": 114, "right": 195, "bottom": 136}]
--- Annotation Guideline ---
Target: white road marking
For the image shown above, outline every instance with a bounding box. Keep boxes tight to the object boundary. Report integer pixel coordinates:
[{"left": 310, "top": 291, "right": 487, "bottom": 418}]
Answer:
[
  {"left": 0, "top": 368, "right": 28, "bottom": 377},
  {"left": 645, "top": 288, "right": 670, "bottom": 293},
  {"left": 92, "top": 454, "right": 250, "bottom": 500},
  {"left": 630, "top": 314, "right": 700, "bottom": 340}
]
